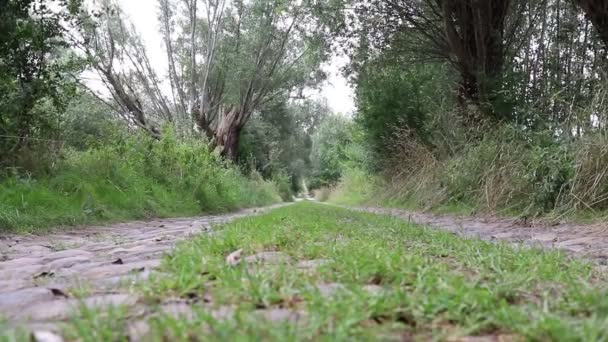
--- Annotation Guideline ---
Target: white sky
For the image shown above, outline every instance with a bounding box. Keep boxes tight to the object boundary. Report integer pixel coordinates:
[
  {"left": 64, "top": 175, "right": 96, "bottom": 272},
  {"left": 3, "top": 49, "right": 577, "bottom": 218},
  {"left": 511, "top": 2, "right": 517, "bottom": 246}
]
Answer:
[{"left": 118, "top": 0, "right": 356, "bottom": 115}]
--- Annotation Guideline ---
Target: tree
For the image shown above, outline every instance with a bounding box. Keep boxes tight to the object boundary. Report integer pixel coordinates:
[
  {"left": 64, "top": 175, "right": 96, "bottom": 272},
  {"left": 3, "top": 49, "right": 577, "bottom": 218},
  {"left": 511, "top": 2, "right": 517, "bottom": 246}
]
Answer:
[
  {"left": 0, "top": 0, "right": 83, "bottom": 168},
  {"left": 79, "top": 1, "right": 172, "bottom": 138},
  {"left": 188, "top": 0, "right": 327, "bottom": 160},
  {"left": 320, "top": 0, "right": 529, "bottom": 122},
  {"left": 310, "top": 114, "right": 353, "bottom": 188}
]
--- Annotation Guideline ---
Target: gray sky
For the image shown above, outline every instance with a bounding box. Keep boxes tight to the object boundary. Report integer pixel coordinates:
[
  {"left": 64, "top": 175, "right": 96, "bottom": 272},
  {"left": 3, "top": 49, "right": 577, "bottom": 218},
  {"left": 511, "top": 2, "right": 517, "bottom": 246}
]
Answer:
[{"left": 118, "top": 0, "right": 356, "bottom": 114}]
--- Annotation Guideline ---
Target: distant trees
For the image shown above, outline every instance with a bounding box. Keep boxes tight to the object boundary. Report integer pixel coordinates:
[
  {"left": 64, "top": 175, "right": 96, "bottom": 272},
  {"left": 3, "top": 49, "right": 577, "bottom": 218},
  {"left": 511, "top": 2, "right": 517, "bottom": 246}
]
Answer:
[
  {"left": 240, "top": 98, "right": 330, "bottom": 191},
  {"left": 309, "top": 114, "right": 353, "bottom": 188}
]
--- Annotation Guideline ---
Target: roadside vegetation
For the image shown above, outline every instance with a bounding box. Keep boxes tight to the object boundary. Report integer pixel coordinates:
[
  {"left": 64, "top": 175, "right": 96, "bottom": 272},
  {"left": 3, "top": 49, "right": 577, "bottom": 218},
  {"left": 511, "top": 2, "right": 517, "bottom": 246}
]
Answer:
[
  {"left": 4, "top": 0, "right": 608, "bottom": 340},
  {"left": 57, "top": 202, "right": 608, "bottom": 341},
  {"left": 307, "top": 1, "right": 608, "bottom": 221},
  {"left": 0, "top": 0, "right": 334, "bottom": 232},
  {"left": 0, "top": 129, "right": 280, "bottom": 233}
]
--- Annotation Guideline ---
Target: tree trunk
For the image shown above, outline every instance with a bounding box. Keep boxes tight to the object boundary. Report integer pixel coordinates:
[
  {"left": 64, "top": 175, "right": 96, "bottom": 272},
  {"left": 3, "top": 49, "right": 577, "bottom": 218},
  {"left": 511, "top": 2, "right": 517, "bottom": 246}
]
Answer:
[
  {"left": 214, "top": 106, "right": 244, "bottom": 161},
  {"left": 216, "top": 125, "right": 241, "bottom": 161},
  {"left": 442, "top": 0, "right": 510, "bottom": 121}
]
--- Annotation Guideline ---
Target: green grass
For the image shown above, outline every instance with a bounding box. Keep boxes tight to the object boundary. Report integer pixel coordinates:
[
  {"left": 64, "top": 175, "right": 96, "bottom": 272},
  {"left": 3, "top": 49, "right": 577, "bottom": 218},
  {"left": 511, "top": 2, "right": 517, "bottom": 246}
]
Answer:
[
  {"left": 324, "top": 126, "right": 608, "bottom": 222},
  {"left": 0, "top": 132, "right": 281, "bottom": 233},
  {"left": 62, "top": 201, "right": 608, "bottom": 341}
]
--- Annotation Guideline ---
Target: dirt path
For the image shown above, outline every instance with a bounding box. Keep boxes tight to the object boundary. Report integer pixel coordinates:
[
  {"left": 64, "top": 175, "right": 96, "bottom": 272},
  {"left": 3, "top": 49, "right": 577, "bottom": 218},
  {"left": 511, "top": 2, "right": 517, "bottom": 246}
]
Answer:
[
  {"left": 0, "top": 204, "right": 287, "bottom": 337},
  {"left": 352, "top": 206, "right": 608, "bottom": 265},
  {"left": 4, "top": 201, "right": 608, "bottom": 339}
]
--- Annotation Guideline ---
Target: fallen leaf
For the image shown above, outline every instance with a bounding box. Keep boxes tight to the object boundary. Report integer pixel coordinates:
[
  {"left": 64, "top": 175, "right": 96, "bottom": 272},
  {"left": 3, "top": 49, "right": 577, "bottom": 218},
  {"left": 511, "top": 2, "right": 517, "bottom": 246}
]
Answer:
[{"left": 226, "top": 249, "right": 243, "bottom": 266}]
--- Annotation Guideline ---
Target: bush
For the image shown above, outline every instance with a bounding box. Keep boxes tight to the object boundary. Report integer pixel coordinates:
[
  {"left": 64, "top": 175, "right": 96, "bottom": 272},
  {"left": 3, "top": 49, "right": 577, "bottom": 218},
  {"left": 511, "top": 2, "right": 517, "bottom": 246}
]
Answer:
[
  {"left": 329, "top": 125, "right": 608, "bottom": 218},
  {"left": 442, "top": 126, "right": 574, "bottom": 214},
  {"left": 271, "top": 170, "right": 294, "bottom": 202},
  {"left": 0, "top": 130, "right": 281, "bottom": 232}
]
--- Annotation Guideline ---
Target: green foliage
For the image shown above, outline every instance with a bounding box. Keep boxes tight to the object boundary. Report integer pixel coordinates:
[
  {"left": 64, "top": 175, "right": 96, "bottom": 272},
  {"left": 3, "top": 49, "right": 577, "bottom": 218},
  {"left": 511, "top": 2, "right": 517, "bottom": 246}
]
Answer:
[
  {"left": 271, "top": 170, "right": 294, "bottom": 202},
  {"left": 309, "top": 114, "right": 355, "bottom": 189},
  {"left": 356, "top": 60, "right": 451, "bottom": 162},
  {"left": 61, "top": 91, "right": 125, "bottom": 151},
  {"left": 0, "top": 129, "right": 280, "bottom": 233},
  {"left": 0, "top": 0, "right": 84, "bottom": 169},
  {"left": 239, "top": 99, "right": 328, "bottom": 194}
]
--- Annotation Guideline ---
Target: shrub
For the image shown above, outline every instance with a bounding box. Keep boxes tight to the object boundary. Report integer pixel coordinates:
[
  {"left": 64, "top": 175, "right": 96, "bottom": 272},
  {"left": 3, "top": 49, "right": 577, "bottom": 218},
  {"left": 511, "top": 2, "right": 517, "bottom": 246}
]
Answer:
[
  {"left": 441, "top": 126, "right": 574, "bottom": 214},
  {"left": 270, "top": 170, "right": 294, "bottom": 202},
  {"left": 328, "top": 124, "right": 602, "bottom": 217},
  {"left": 0, "top": 130, "right": 281, "bottom": 232}
]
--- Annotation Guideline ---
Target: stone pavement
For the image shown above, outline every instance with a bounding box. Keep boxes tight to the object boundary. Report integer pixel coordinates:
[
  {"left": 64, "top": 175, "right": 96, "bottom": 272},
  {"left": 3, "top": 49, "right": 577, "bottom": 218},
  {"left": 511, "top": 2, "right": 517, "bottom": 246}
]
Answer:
[
  {"left": 356, "top": 206, "right": 608, "bottom": 265},
  {"left": 0, "top": 204, "right": 288, "bottom": 338},
  {"left": 3, "top": 201, "right": 608, "bottom": 340}
]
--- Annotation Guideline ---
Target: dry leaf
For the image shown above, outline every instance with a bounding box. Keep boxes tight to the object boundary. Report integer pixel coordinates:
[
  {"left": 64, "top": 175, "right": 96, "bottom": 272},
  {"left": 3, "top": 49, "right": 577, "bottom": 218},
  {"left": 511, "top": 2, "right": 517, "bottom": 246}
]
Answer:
[{"left": 226, "top": 249, "right": 243, "bottom": 266}]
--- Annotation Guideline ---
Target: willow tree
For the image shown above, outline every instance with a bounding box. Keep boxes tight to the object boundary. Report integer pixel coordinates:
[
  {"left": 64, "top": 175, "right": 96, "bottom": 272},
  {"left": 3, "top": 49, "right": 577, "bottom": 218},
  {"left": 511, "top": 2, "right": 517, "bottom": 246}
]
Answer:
[
  {"left": 322, "top": 0, "right": 526, "bottom": 122},
  {"left": 79, "top": 1, "right": 173, "bottom": 137},
  {"left": 159, "top": 0, "right": 326, "bottom": 160}
]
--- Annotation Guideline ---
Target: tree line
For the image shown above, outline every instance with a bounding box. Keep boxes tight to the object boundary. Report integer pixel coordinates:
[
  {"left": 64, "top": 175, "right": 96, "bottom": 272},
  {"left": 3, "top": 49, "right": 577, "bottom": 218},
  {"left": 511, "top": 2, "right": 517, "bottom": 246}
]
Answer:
[
  {"left": 327, "top": 0, "right": 608, "bottom": 132},
  {"left": 0, "top": 0, "right": 341, "bottom": 192}
]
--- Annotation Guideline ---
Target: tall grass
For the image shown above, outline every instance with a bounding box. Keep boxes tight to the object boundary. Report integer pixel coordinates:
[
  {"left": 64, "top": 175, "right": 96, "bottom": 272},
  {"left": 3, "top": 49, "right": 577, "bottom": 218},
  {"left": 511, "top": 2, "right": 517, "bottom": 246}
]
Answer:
[
  {"left": 0, "top": 130, "right": 281, "bottom": 233},
  {"left": 327, "top": 125, "right": 608, "bottom": 219}
]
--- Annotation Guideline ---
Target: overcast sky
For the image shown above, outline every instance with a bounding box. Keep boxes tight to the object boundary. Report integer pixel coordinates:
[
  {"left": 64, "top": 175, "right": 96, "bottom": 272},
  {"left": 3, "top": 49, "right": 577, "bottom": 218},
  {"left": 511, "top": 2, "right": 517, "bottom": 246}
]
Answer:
[{"left": 117, "top": 0, "right": 356, "bottom": 115}]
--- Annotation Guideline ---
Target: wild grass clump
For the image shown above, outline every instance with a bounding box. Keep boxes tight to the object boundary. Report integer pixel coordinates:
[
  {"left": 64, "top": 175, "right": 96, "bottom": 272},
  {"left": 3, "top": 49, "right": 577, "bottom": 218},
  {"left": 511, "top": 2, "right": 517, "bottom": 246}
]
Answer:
[
  {"left": 566, "top": 133, "right": 608, "bottom": 211},
  {"left": 330, "top": 124, "right": 608, "bottom": 218},
  {"left": 0, "top": 130, "right": 281, "bottom": 233},
  {"left": 441, "top": 126, "right": 574, "bottom": 214}
]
